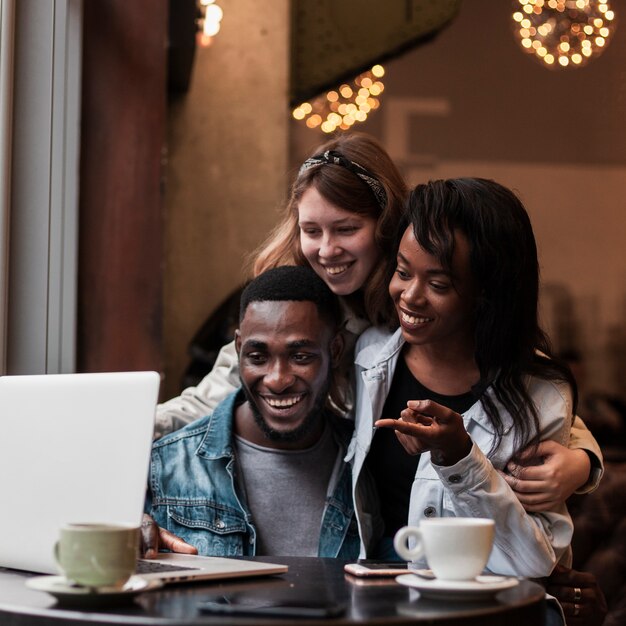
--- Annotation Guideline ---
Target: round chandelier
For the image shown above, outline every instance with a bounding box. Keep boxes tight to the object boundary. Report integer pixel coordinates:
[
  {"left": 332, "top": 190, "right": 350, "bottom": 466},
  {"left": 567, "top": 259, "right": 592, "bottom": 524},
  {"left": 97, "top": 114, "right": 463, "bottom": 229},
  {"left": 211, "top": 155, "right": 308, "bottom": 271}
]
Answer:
[
  {"left": 292, "top": 65, "right": 385, "bottom": 133},
  {"left": 512, "top": 0, "right": 617, "bottom": 69}
]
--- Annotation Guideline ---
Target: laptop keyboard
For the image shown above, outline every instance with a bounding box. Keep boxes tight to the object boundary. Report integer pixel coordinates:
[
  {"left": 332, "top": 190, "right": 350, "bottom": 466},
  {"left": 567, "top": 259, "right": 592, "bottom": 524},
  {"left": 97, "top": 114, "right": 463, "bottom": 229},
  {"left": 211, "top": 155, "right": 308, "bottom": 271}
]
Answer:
[{"left": 136, "top": 559, "right": 201, "bottom": 574}]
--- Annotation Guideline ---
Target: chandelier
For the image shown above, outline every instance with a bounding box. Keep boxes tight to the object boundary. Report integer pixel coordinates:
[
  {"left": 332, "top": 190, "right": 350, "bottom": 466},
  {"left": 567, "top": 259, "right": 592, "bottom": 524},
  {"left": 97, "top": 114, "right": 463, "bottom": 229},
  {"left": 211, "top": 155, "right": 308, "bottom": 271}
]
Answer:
[
  {"left": 292, "top": 65, "right": 385, "bottom": 133},
  {"left": 512, "top": 0, "right": 617, "bottom": 69},
  {"left": 197, "top": 0, "right": 224, "bottom": 47}
]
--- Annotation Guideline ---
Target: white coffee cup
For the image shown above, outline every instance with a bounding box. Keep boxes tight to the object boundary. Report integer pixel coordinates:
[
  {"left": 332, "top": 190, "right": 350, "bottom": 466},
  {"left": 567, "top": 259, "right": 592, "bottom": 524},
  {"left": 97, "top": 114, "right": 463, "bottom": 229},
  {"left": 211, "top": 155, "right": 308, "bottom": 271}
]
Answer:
[{"left": 394, "top": 517, "right": 495, "bottom": 581}]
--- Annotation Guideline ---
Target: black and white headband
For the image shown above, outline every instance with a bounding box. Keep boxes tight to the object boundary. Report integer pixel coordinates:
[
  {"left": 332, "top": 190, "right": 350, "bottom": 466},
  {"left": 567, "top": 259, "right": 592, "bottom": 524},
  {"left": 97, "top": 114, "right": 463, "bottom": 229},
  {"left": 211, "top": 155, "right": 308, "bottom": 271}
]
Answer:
[{"left": 298, "top": 150, "right": 387, "bottom": 210}]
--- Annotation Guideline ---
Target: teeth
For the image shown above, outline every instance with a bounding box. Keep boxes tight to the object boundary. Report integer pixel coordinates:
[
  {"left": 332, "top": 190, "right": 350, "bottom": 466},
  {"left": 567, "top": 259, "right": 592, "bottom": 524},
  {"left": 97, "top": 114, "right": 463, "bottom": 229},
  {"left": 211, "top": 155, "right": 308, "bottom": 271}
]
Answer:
[
  {"left": 325, "top": 264, "right": 350, "bottom": 275},
  {"left": 401, "top": 311, "right": 431, "bottom": 325},
  {"left": 266, "top": 395, "right": 303, "bottom": 408}
]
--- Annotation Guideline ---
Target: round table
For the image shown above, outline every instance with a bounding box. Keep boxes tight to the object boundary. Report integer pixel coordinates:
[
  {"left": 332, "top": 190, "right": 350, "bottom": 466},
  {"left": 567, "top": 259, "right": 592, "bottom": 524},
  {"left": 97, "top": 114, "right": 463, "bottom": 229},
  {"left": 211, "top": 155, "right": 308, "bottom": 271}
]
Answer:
[{"left": 0, "top": 557, "right": 546, "bottom": 625}]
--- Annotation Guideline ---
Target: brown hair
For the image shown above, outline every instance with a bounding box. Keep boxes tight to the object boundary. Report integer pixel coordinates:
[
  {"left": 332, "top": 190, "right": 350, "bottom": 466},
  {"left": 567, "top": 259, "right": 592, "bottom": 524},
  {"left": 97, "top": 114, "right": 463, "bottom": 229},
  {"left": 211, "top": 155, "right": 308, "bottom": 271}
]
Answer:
[{"left": 250, "top": 132, "right": 407, "bottom": 325}]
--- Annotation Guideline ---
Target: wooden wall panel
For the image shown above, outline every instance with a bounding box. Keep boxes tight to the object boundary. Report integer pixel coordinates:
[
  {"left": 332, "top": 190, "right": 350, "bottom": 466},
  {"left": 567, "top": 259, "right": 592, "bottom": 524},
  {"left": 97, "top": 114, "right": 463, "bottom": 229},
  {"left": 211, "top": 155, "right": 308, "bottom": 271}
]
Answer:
[{"left": 78, "top": 0, "right": 167, "bottom": 376}]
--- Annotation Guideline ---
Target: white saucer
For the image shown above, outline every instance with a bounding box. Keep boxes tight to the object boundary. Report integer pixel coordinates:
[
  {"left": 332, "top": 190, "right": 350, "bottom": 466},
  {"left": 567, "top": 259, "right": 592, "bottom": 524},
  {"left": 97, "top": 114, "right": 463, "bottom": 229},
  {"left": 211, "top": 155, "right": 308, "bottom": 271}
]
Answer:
[
  {"left": 396, "top": 573, "right": 519, "bottom": 601},
  {"left": 26, "top": 575, "right": 163, "bottom": 607}
]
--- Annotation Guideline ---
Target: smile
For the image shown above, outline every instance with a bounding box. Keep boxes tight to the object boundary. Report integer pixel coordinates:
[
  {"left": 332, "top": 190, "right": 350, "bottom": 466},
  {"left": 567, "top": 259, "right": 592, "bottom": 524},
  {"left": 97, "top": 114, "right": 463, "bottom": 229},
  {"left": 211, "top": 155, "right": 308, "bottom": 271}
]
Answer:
[
  {"left": 322, "top": 262, "right": 352, "bottom": 276},
  {"left": 400, "top": 310, "right": 433, "bottom": 326},
  {"left": 263, "top": 394, "right": 305, "bottom": 409}
]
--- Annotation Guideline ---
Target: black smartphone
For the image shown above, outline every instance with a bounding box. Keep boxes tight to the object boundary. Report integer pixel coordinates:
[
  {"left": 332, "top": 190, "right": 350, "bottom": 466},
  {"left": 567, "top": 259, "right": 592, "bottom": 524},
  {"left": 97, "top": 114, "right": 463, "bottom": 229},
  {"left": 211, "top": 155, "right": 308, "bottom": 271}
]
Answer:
[
  {"left": 344, "top": 561, "right": 408, "bottom": 577},
  {"left": 198, "top": 596, "right": 347, "bottom": 618}
]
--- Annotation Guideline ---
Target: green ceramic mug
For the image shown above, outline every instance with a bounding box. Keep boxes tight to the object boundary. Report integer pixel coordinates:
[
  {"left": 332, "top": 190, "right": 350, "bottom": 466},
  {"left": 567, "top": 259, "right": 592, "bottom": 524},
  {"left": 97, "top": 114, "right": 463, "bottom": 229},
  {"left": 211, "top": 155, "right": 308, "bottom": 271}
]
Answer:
[{"left": 54, "top": 522, "right": 139, "bottom": 588}]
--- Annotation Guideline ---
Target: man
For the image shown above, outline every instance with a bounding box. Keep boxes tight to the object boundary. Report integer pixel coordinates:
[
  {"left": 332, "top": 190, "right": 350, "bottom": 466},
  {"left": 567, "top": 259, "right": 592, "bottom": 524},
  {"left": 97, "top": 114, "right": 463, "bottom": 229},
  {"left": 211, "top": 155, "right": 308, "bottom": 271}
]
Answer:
[{"left": 143, "top": 266, "right": 373, "bottom": 558}]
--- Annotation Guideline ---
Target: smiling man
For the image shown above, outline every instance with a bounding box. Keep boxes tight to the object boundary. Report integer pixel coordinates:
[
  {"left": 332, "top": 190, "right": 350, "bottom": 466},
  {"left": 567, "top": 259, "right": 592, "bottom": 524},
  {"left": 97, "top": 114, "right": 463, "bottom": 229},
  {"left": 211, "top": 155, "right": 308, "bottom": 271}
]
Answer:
[{"left": 143, "top": 266, "right": 369, "bottom": 558}]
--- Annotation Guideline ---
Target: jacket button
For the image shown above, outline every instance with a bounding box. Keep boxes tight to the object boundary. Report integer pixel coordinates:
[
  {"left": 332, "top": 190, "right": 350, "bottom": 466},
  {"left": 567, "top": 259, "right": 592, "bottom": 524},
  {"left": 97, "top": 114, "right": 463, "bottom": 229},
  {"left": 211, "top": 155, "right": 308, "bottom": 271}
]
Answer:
[
  {"left": 424, "top": 506, "right": 436, "bottom": 517},
  {"left": 216, "top": 520, "right": 225, "bottom": 529},
  {"left": 449, "top": 474, "right": 462, "bottom": 484}
]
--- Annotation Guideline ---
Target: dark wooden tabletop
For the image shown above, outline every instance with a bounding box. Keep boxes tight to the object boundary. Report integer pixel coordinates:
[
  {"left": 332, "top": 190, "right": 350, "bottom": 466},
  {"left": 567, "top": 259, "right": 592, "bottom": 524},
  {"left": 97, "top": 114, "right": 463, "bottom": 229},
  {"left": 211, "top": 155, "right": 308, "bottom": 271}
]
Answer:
[{"left": 0, "top": 557, "right": 546, "bottom": 625}]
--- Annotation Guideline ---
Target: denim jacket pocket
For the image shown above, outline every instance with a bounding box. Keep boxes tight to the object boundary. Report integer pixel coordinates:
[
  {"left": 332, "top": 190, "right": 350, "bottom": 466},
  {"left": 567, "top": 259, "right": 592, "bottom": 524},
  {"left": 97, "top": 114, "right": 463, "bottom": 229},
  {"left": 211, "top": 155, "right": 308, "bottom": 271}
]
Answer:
[{"left": 166, "top": 503, "right": 250, "bottom": 556}]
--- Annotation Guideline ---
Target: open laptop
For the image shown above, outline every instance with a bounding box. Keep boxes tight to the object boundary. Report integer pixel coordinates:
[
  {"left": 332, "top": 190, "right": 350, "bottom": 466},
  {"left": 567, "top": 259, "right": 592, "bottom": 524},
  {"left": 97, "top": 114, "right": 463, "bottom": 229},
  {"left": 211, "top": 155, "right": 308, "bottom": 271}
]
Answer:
[{"left": 0, "top": 371, "right": 287, "bottom": 583}]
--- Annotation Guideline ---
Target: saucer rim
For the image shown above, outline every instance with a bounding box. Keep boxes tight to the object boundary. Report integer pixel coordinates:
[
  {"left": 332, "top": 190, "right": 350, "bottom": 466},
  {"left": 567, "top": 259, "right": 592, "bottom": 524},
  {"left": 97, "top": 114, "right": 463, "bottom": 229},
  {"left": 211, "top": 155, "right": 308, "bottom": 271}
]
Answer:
[
  {"left": 396, "top": 573, "right": 519, "bottom": 596},
  {"left": 26, "top": 574, "right": 163, "bottom": 597}
]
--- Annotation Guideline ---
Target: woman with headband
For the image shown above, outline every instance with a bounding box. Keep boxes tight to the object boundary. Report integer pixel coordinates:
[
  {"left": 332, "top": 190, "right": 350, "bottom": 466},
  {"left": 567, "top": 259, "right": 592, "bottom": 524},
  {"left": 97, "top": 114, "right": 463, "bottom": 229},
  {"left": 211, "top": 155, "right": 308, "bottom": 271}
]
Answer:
[
  {"left": 155, "top": 133, "right": 602, "bottom": 521},
  {"left": 156, "top": 132, "right": 406, "bottom": 432}
]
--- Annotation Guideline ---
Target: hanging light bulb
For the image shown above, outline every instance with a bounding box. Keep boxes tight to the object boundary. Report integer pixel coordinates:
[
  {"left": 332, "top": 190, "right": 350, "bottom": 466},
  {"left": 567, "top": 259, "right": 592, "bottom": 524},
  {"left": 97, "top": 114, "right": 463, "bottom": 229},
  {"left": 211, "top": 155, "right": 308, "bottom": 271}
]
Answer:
[
  {"left": 197, "top": 0, "right": 223, "bottom": 47},
  {"left": 292, "top": 65, "right": 385, "bottom": 133},
  {"left": 512, "top": 0, "right": 617, "bottom": 69}
]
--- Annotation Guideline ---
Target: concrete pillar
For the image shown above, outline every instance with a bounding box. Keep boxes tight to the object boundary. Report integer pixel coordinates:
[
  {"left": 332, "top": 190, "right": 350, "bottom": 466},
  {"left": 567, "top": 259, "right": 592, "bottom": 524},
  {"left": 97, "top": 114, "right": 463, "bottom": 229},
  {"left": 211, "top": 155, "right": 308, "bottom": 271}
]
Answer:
[{"left": 164, "top": 0, "right": 290, "bottom": 398}]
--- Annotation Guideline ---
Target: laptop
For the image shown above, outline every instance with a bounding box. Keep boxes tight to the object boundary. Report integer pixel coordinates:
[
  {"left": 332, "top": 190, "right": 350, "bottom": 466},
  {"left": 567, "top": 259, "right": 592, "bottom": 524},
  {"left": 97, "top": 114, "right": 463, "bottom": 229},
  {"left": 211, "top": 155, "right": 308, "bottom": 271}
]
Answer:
[{"left": 0, "top": 371, "right": 287, "bottom": 583}]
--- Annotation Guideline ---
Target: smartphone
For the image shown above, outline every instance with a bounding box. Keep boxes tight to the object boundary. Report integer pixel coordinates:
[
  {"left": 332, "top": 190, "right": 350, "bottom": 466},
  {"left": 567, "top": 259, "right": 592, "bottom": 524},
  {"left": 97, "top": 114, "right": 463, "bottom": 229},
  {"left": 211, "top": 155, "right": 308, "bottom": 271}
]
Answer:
[
  {"left": 344, "top": 561, "right": 408, "bottom": 577},
  {"left": 198, "top": 596, "right": 347, "bottom": 618}
]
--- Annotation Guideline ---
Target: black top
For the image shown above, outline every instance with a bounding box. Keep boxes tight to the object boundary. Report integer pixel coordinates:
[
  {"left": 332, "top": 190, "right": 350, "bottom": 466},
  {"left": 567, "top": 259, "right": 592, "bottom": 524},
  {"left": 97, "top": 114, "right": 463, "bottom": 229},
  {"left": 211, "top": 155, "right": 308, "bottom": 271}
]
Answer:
[{"left": 367, "top": 354, "right": 478, "bottom": 537}]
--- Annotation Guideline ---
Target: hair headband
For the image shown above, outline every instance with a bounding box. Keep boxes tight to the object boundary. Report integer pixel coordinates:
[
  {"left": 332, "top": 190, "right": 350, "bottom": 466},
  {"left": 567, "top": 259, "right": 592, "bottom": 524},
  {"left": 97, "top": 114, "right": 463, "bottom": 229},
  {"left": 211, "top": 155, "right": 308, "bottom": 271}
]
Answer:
[{"left": 298, "top": 149, "right": 387, "bottom": 210}]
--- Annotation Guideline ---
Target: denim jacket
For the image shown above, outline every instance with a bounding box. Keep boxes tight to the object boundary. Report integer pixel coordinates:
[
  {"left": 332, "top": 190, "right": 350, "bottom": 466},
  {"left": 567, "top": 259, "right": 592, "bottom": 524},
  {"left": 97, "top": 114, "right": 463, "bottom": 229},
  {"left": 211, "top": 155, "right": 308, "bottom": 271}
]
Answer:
[{"left": 145, "top": 390, "right": 360, "bottom": 558}]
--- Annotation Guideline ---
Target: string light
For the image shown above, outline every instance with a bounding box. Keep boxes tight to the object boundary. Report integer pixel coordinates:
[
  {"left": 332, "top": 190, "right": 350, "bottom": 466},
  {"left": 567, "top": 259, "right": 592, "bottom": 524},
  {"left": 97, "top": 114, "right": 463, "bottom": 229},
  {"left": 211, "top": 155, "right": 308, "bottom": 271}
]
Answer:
[
  {"left": 197, "top": 0, "right": 223, "bottom": 47},
  {"left": 512, "top": 1, "right": 616, "bottom": 69},
  {"left": 292, "top": 65, "right": 385, "bottom": 133}
]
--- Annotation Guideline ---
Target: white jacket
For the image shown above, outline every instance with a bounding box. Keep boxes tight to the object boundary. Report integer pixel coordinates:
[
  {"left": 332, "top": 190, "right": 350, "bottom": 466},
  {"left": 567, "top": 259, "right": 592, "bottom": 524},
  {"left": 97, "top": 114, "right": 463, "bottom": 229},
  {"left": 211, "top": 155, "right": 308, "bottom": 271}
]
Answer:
[
  {"left": 154, "top": 340, "right": 240, "bottom": 439},
  {"left": 347, "top": 326, "right": 575, "bottom": 578}
]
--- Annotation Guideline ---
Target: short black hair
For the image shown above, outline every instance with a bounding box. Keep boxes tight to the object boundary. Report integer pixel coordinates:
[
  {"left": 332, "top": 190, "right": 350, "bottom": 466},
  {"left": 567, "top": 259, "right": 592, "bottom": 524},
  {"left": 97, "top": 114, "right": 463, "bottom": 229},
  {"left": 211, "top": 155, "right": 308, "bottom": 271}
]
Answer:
[{"left": 239, "top": 266, "right": 340, "bottom": 329}]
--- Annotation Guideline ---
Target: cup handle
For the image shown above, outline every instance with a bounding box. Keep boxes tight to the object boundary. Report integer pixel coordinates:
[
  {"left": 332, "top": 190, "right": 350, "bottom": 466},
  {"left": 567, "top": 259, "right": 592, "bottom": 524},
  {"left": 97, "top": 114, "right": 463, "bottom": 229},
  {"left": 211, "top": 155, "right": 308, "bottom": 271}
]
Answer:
[
  {"left": 53, "top": 541, "right": 62, "bottom": 568},
  {"left": 394, "top": 526, "right": 425, "bottom": 562}
]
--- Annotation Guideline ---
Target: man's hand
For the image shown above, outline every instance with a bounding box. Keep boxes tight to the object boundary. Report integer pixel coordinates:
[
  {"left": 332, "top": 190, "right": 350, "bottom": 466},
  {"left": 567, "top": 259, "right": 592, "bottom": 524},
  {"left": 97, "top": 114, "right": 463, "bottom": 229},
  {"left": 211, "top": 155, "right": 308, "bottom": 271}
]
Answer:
[
  {"left": 546, "top": 564, "right": 607, "bottom": 626},
  {"left": 501, "top": 441, "right": 591, "bottom": 511},
  {"left": 141, "top": 514, "right": 198, "bottom": 559}
]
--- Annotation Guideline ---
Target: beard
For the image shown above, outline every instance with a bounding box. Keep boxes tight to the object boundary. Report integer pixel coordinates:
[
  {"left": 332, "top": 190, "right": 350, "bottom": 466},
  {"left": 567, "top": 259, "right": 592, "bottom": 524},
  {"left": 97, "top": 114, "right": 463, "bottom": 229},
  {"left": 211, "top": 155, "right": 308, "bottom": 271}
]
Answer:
[{"left": 241, "top": 372, "right": 332, "bottom": 444}]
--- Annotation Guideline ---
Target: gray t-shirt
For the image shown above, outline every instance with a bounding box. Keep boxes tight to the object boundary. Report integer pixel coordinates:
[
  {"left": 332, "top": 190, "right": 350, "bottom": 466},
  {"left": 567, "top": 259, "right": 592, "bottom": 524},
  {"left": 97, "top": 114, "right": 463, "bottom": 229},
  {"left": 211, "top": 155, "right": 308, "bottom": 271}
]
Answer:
[{"left": 233, "top": 423, "right": 338, "bottom": 556}]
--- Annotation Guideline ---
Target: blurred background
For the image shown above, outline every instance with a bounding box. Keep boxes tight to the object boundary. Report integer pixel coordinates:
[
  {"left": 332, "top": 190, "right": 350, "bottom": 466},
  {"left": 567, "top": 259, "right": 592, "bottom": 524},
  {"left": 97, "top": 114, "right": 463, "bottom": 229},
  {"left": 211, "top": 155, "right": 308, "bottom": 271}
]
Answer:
[
  {"left": 2, "top": 3, "right": 624, "bottom": 619},
  {"left": 2, "top": 0, "right": 624, "bottom": 417},
  {"left": 165, "top": 0, "right": 626, "bottom": 409}
]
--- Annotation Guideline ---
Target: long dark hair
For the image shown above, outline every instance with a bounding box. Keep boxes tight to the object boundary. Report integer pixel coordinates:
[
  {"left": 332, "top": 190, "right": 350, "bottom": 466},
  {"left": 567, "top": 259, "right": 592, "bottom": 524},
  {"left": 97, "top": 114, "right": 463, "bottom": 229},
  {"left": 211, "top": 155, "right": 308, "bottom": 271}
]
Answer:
[{"left": 399, "top": 177, "right": 577, "bottom": 452}]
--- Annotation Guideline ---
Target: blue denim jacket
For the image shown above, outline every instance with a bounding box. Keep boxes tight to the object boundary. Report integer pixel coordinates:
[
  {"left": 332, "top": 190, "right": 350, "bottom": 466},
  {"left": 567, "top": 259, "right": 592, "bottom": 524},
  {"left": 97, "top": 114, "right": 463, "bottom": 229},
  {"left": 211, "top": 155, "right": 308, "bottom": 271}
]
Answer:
[{"left": 145, "top": 390, "right": 360, "bottom": 558}]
